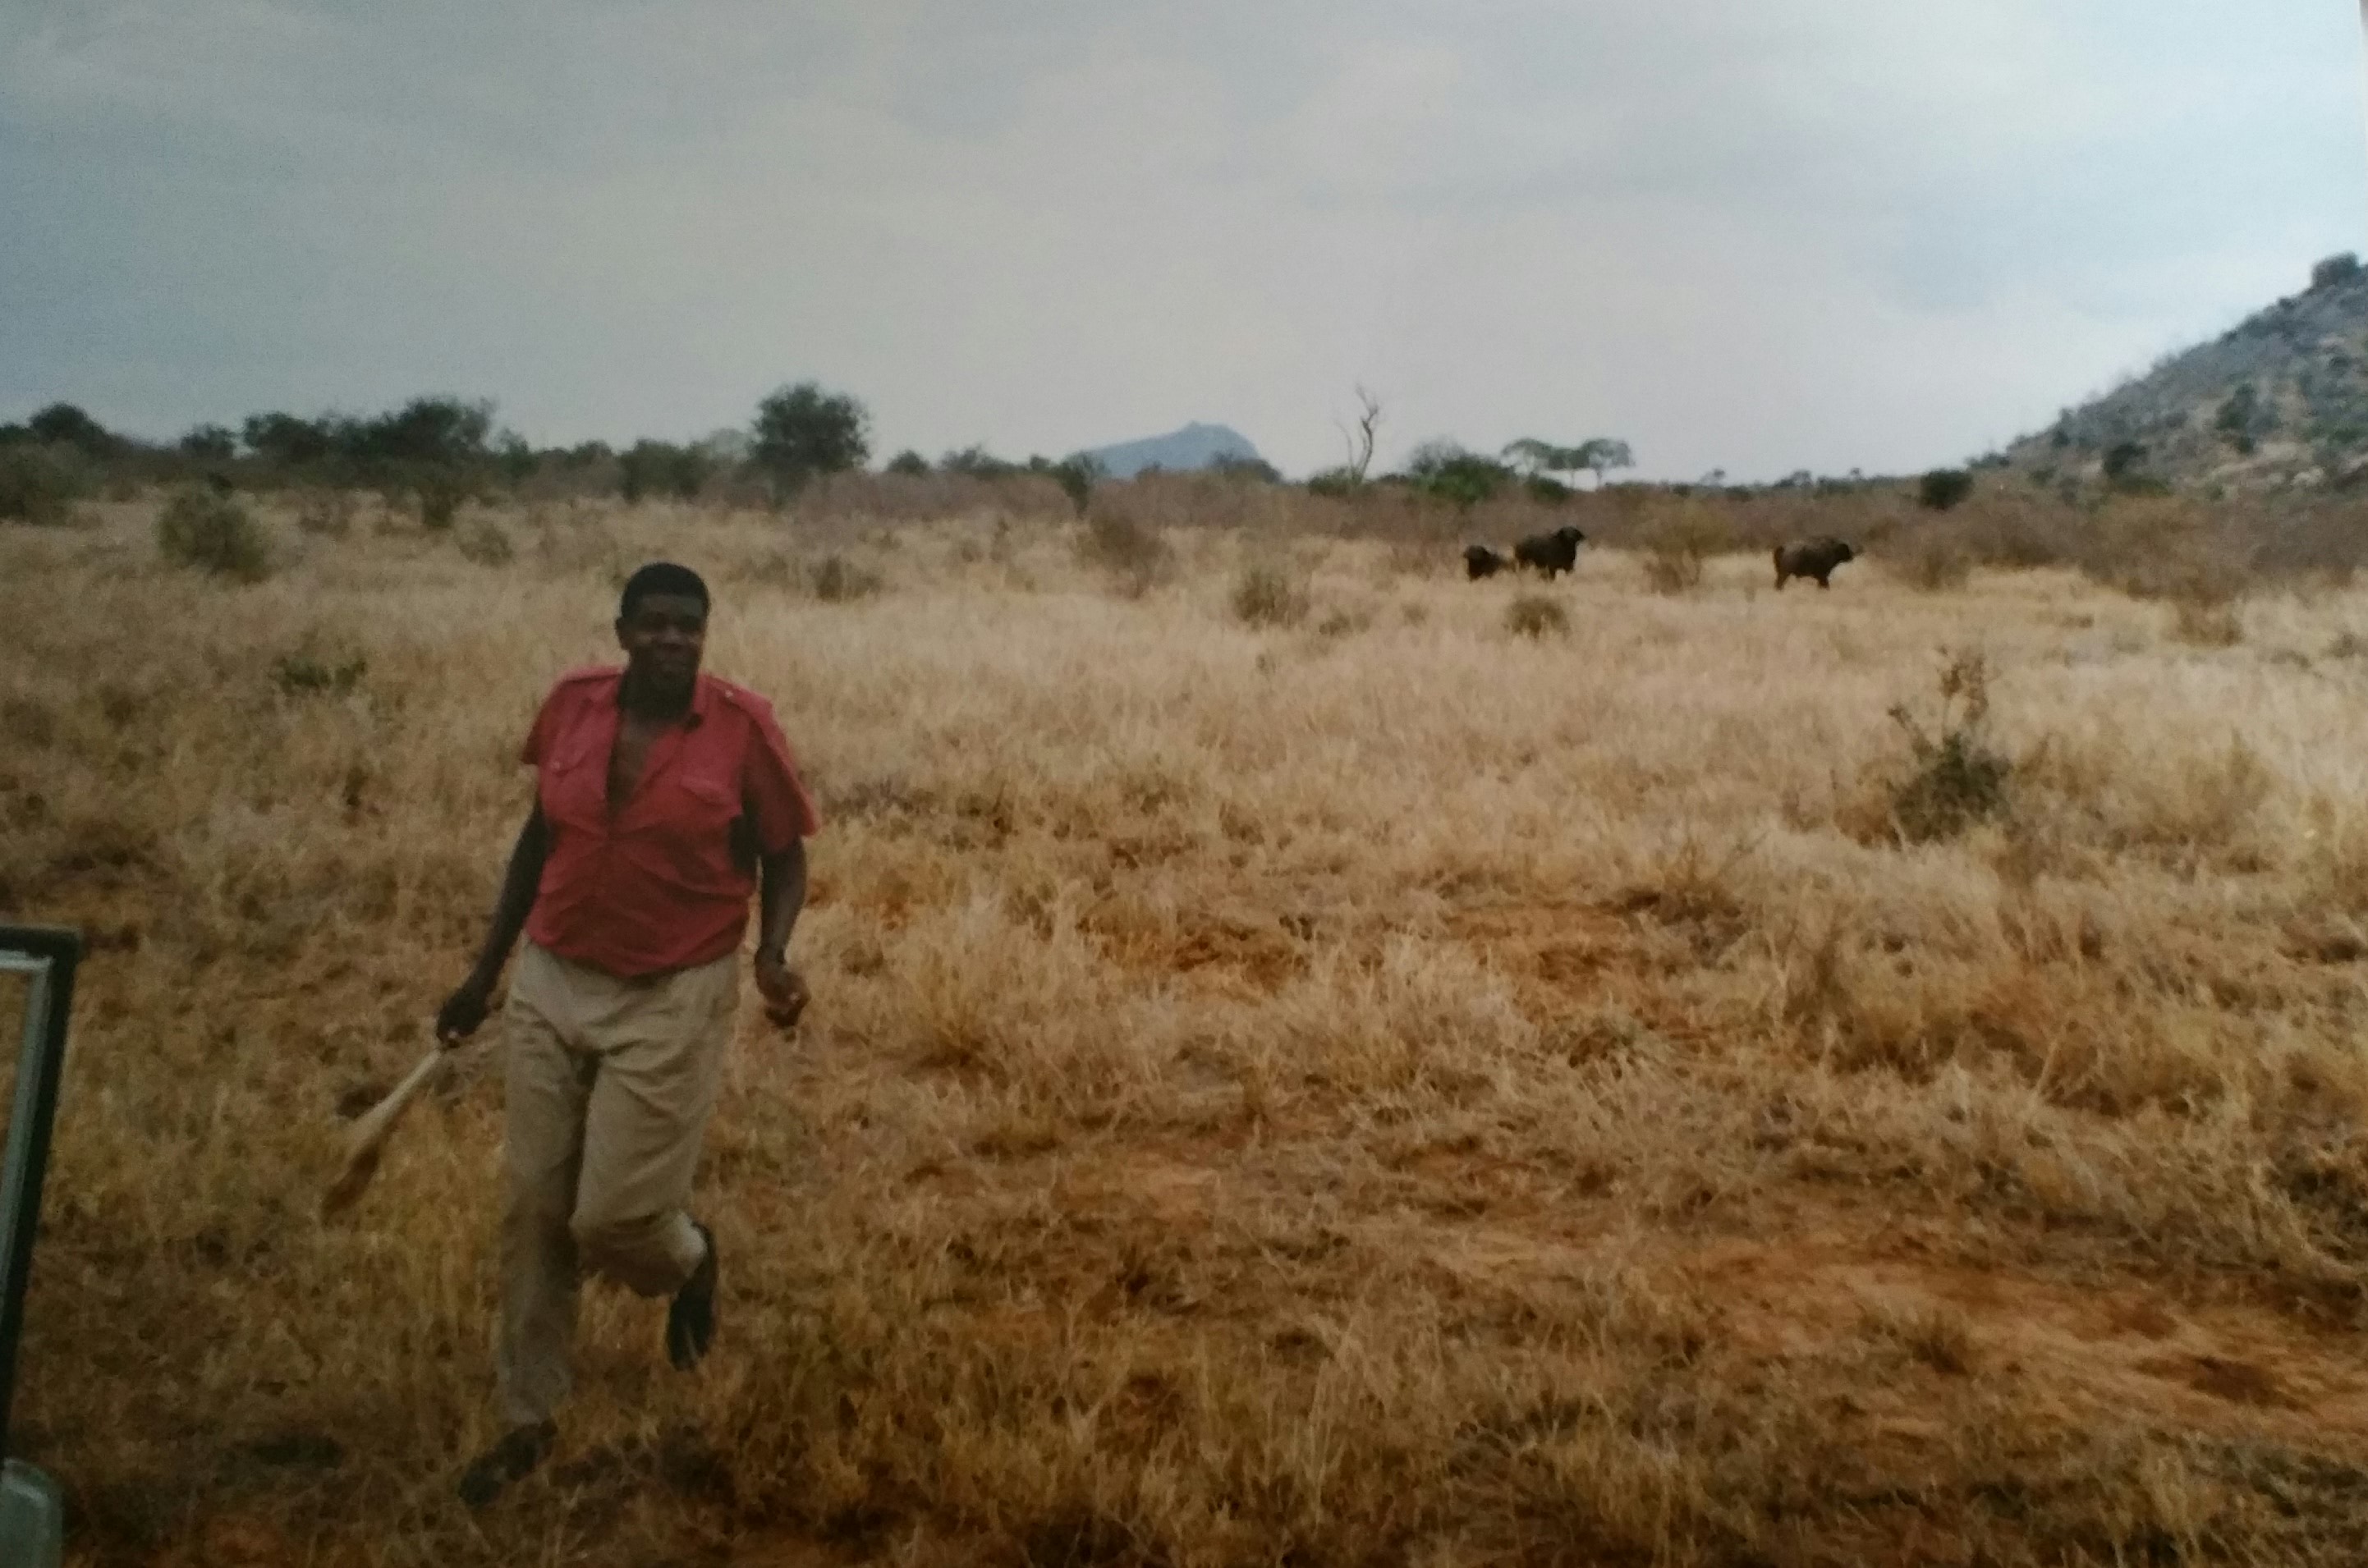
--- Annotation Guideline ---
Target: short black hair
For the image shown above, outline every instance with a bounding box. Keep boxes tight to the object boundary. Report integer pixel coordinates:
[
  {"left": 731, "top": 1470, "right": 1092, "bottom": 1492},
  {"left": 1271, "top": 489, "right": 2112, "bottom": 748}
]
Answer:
[{"left": 618, "top": 562, "right": 710, "bottom": 620}]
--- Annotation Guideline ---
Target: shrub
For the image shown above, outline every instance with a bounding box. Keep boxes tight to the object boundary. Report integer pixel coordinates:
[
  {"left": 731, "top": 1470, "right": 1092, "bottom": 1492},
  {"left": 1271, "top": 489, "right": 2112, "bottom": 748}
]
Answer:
[
  {"left": 1076, "top": 513, "right": 1174, "bottom": 596},
  {"left": 1886, "top": 651, "right": 2011, "bottom": 842},
  {"left": 810, "top": 553, "right": 884, "bottom": 602},
  {"left": 1315, "top": 607, "right": 1370, "bottom": 638},
  {"left": 1231, "top": 562, "right": 1307, "bottom": 627},
  {"left": 1403, "top": 441, "right": 1513, "bottom": 510},
  {"left": 1894, "top": 533, "right": 1972, "bottom": 591},
  {"left": 294, "top": 491, "right": 355, "bottom": 537},
  {"left": 618, "top": 440, "right": 711, "bottom": 503},
  {"left": 456, "top": 518, "right": 516, "bottom": 567},
  {"left": 156, "top": 488, "right": 272, "bottom": 580},
  {"left": 753, "top": 382, "right": 870, "bottom": 502},
  {"left": 1639, "top": 508, "right": 1725, "bottom": 594},
  {"left": 2171, "top": 600, "right": 2242, "bottom": 648},
  {"left": 1504, "top": 594, "right": 1568, "bottom": 638},
  {"left": 0, "top": 443, "right": 89, "bottom": 525},
  {"left": 1917, "top": 468, "right": 1974, "bottom": 511},
  {"left": 415, "top": 472, "right": 469, "bottom": 530},
  {"left": 1046, "top": 454, "right": 1099, "bottom": 516},
  {"left": 2312, "top": 253, "right": 2363, "bottom": 291}
]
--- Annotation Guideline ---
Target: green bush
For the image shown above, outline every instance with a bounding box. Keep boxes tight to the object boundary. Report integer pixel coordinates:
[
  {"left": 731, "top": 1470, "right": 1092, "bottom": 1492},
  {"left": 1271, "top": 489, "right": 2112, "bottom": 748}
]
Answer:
[
  {"left": 1505, "top": 595, "right": 1568, "bottom": 637},
  {"left": 754, "top": 382, "right": 870, "bottom": 502},
  {"left": 1046, "top": 454, "right": 1099, "bottom": 516},
  {"left": 1917, "top": 469, "right": 1974, "bottom": 511},
  {"left": 1231, "top": 562, "right": 1307, "bottom": 627},
  {"left": 416, "top": 472, "right": 470, "bottom": 530},
  {"left": 156, "top": 488, "right": 272, "bottom": 580},
  {"left": 1887, "top": 652, "right": 2011, "bottom": 841},
  {"left": 0, "top": 444, "right": 90, "bottom": 525}
]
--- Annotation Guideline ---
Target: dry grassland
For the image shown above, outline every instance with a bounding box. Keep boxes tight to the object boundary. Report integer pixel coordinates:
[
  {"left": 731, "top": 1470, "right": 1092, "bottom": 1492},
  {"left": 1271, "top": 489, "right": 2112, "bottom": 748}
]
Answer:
[{"left": 8, "top": 496, "right": 2368, "bottom": 1565}]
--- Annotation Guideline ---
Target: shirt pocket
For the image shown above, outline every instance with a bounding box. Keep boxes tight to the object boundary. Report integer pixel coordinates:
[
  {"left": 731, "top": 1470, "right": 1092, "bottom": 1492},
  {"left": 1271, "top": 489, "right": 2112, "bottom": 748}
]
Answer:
[
  {"left": 654, "top": 772, "right": 746, "bottom": 887},
  {"left": 677, "top": 771, "right": 740, "bottom": 821},
  {"left": 541, "top": 740, "right": 608, "bottom": 826}
]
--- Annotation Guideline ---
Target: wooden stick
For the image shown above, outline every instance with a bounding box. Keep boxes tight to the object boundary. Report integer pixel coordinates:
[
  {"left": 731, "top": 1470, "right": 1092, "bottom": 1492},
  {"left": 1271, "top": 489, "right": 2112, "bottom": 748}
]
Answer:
[{"left": 319, "top": 1048, "right": 451, "bottom": 1219}]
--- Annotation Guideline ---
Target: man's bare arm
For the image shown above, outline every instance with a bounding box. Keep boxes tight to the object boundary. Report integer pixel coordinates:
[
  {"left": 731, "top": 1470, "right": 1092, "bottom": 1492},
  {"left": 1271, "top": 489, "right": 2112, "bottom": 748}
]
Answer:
[
  {"left": 435, "top": 805, "right": 550, "bottom": 1044},
  {"left": 753, "top": 837, "right": 809, "bottom": 1027}
]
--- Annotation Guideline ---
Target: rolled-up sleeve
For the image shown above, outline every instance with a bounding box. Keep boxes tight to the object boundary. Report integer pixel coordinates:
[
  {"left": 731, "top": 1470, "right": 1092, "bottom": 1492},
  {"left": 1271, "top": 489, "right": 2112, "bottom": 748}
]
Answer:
[{"left": 741, "top": 706, "right": 821, "bottom": 852}]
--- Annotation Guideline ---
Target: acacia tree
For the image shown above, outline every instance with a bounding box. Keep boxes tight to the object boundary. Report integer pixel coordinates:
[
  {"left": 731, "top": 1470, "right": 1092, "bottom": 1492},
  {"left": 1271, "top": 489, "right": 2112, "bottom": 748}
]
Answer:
[
  {"left": 1500, "top": 437, "right": 1635, "bottom": 489},
  {"left": 1572, "top": 438, "right": 1634, "bottom": 487},
  {"left": 752, "top": 382, "right": 870, "bottom": 503},
  {"left": 1499, "top": 438, "right": 1558, "bottom": 477}
]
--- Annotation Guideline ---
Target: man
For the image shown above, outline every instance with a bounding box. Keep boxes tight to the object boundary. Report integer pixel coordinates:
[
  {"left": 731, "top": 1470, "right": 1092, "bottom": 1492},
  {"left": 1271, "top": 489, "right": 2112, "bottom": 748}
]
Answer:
[{"left": 434, "top": 561, "right": 819, "bottom": 1507}]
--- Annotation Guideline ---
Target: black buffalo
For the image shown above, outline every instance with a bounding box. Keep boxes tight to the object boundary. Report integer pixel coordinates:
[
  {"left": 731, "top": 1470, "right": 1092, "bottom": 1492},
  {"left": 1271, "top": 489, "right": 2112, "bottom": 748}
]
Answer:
[
  {"left": 1512, "top": 525, "right": 1586, "bottom": 579},
  {"left": 1774, "top": 537, "right": 1856, "bottom": 589},
  {"left": 1464, "top": 544, "right": 1510, "bottom": 580}
]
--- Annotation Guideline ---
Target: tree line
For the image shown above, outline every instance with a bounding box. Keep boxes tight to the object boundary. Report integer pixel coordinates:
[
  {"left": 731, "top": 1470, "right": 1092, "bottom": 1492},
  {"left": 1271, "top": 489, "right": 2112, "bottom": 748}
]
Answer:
[{"left": 3, "top": 375, "right": 1664, "bottom": 527}]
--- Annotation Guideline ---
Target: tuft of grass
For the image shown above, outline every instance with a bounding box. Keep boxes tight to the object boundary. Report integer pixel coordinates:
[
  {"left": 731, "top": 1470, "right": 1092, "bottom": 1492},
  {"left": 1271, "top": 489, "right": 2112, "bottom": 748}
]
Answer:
[
  {"left": 2171, "top": 599, "right": 2242, "bottom": 647},
  {"left": 156, "top": 488, "right": 271, "bottom": 580},
  {"left": 271, "top": 645, "right": 368, "bottom": 699},
  {"left": 1887, "top": 649, "right": 2012, "bottom": 841},
  {"left": 1504, "top": 594, "right": 1568, "bottom": 638},
  {"left": 1863, "top": 1300, "right": 1979, "bottom": 1375},
  {"left": 1315, "top": 607, "right": 1370, "bottom": 639},
  {"left": 455, "top": 518, "right": 515, "bottom": 567},
  {"left": 1231, "top": 562, "right": 1307, "bottom": 627},
  {"left": 811, "top": 552, "right": 885, "bottom": 602}
]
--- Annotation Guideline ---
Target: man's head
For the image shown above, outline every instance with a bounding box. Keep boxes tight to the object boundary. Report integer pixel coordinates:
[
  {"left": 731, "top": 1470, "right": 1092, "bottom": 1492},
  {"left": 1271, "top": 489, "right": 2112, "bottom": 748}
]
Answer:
[{"left": 615, "top": 562, "right": 710, "bottom": 702}]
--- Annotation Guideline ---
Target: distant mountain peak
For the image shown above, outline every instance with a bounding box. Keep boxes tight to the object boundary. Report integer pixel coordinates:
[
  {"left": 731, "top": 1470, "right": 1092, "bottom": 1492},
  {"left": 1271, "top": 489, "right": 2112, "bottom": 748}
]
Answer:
[{"left": 1084, "top": 422, "right": 1264, "bottom": 479}]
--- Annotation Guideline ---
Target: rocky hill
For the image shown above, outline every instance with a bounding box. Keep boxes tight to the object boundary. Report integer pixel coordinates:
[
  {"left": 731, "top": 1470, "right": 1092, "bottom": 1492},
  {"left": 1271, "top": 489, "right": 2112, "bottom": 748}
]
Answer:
[
  {"left": 1083, "top": 422, "right": 1264, "bottom": 479},
  {"left": 1998, "top": 254, "right": 2368, "bottom": 494}
]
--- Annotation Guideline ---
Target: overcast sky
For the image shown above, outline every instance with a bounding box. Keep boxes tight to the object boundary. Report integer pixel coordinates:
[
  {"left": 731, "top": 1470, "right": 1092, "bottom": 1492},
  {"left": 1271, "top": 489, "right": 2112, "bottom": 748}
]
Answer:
[{"left": 3, "top": 2, "right": 2363, "bottom": 479}]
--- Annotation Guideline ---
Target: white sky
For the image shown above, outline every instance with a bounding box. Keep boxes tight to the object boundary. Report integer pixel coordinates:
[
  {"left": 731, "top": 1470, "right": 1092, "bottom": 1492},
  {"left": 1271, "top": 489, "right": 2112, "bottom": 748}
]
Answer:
[{"left": 2, "top": 1, "right": 2362, "bottom": 479}]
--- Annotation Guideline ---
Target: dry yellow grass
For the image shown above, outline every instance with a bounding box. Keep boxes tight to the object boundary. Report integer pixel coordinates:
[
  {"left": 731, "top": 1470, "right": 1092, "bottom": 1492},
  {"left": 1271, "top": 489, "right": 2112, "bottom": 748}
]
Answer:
[{"left": 8, "top": 495, "right": 2368, "bottom": 1566}]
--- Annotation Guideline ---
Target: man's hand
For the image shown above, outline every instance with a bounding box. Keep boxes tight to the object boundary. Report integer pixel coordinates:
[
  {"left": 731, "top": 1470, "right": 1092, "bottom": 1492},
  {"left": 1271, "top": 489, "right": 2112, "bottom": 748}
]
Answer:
[
  {"left": 754, "top": 952, "right": 809, "bottom": 1030},
  {"left": 435, "top": 974, "right": 497, "bottom": 1048}
]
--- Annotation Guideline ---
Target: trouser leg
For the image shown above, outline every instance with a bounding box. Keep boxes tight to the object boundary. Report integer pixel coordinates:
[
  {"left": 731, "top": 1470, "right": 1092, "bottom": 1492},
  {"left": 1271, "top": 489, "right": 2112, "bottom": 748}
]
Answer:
[
  {"left": 567, "top": 952, "right": 739, "bottom": 1297},
  {"left": 494, "top": 947, "right": 595, "bottom": 1428}
]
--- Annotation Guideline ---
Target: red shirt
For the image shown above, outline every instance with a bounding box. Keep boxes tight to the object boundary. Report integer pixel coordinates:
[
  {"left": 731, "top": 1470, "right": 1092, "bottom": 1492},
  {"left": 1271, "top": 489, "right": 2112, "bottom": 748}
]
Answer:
[{"left": 522, "top": 666, "right": 820, "bottom": 978}]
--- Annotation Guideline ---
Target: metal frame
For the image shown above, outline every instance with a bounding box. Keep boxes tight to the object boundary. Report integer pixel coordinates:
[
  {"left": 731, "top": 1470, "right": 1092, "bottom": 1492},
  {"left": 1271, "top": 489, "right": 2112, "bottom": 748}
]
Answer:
[{"left": 0, "top": 927, "right": 80, "bottom": 1456}]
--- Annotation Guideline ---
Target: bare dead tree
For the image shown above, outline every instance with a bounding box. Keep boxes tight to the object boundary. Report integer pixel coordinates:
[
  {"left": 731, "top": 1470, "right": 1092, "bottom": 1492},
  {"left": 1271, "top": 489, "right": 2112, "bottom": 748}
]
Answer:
[{"left": 1338, "top": 385, "right": 1384, "bottom": 484}]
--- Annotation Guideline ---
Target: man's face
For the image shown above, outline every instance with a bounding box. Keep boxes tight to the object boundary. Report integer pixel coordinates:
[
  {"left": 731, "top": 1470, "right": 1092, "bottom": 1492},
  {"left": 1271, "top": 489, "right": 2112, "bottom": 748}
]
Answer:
[{"left": 615, "top": 592, "right": 708, "bottom": 696}]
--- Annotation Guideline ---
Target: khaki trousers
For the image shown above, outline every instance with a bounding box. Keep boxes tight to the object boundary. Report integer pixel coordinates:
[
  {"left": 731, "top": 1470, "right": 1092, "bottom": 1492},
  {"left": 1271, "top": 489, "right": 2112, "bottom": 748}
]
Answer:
[{"left": 496, "top": 941, "right": 738, "bottom": 1428}]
